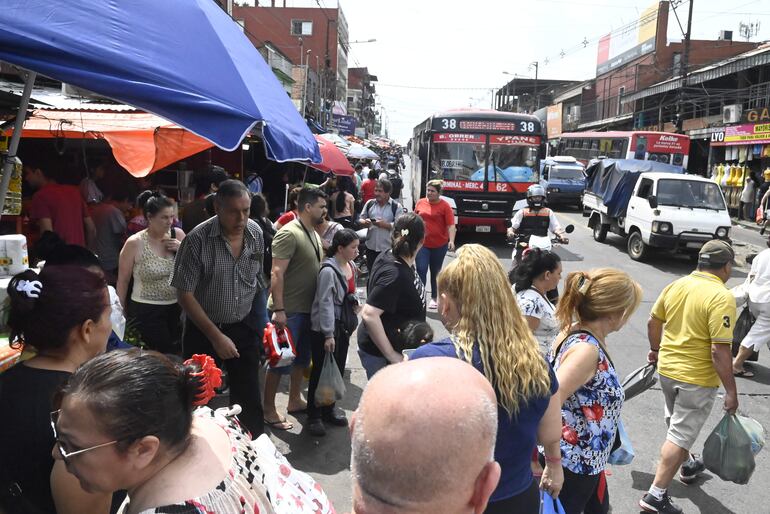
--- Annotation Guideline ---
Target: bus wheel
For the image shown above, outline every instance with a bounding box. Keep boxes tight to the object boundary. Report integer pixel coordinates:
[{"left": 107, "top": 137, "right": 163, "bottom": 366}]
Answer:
[
  {"left": 627, "top": 231, "right": 649, "bottom": 261},
  {"left": 593, "top": 223, "right": 609, "bottom": 243}
]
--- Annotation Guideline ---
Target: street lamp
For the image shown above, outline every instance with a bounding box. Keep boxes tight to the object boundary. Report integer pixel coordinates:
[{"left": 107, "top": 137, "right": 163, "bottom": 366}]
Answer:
[{"left": 301, "top": 49, "right": 311, "bottom": 118}]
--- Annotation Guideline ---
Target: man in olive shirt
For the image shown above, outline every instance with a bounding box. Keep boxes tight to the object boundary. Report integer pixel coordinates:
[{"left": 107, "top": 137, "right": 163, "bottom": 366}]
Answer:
[{"left": 265, "top": 187, "right": 328, "bottom": 430}]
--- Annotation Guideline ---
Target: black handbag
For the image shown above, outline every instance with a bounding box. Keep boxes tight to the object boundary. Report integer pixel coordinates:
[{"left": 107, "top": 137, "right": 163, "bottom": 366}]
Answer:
[{"left": 732, "top": 306, "right": 759, "bottom": 362}]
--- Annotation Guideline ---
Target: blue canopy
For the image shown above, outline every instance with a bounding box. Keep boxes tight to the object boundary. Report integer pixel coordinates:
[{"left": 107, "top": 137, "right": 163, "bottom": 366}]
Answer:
[{"left": 0, "top": 0, "right": 321, "bottom": 164}]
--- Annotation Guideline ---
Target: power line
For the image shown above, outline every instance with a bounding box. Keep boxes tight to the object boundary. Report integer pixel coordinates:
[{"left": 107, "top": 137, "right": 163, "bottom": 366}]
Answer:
[{"left": 377, "top": 83, "right": 498, "bottom": 91}]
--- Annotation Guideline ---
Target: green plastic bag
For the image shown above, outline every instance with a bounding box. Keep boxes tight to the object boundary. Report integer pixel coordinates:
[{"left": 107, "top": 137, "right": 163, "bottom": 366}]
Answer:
[
  {"left": 737, "top": 415, "right": 766, "bottom": 456},
  {"left": 703, "top": 414, "right": 756, "bottom": 485}
]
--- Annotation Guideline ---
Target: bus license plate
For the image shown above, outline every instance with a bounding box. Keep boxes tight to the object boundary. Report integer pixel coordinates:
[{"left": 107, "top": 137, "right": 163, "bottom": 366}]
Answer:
[{"left": 475, "top": 225, "right": 491, "bottom": 233}]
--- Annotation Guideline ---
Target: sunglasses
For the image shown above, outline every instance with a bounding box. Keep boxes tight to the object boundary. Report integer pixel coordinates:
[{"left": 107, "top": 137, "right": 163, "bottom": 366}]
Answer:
[{"left": 50, "top": 409, "right": 118, "bottom": 462}]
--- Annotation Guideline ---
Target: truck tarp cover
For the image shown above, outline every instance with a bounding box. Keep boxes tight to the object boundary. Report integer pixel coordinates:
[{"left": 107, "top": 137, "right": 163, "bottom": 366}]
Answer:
[{"left": 585, "top": 159, "right": 684, "bottom": 218}]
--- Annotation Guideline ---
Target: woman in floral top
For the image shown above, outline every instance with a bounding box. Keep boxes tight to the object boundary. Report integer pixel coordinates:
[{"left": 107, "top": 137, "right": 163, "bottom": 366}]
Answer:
[{"left": 550, "top": 268, "right": 642, "bottom": 514}]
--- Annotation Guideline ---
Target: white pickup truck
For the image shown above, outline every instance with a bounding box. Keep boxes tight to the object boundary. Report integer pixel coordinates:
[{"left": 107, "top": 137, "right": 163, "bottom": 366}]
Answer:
[{"left": 583, "top": 160, "right": 731, "bottom": 261}]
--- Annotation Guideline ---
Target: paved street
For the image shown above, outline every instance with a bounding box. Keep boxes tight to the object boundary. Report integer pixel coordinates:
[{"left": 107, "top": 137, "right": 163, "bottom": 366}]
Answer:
[{"left": 268, "top": 207, "right": 770, "bottom": 514}]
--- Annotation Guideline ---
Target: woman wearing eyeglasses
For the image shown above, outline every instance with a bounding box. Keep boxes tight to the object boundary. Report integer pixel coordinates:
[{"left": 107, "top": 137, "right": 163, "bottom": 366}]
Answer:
[
  {"left": 0, "top": 266, "right": 113, "bottom": 514},
  {"left": 51, "top": 350, "right": 281, "bottom": 514}
]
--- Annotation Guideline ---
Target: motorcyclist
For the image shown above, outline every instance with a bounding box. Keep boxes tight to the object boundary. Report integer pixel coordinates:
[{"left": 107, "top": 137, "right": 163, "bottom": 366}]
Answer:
[{"left": 507, "top": 184, "right": 569, "bottom": 243}]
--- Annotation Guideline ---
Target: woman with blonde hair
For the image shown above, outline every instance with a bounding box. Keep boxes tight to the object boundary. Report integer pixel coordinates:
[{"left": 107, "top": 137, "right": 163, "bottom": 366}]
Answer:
[
  {"left": 411, "top": 244, "right": 562, "bottom": 514},
  {"left": 550, "top": 268, "right": 642, "bottom": 514}
]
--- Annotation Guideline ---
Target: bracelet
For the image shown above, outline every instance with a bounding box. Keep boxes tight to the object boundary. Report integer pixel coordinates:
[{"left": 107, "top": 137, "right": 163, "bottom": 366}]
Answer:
[
  {"left": 650, "top": 348, "right": 659, "bottom": 352},
  {"left": 273, "top": 308, "right": 285, "bottom": 312},
  {"left": 544, "top": 455, "right": 561, "bottom": 464}
]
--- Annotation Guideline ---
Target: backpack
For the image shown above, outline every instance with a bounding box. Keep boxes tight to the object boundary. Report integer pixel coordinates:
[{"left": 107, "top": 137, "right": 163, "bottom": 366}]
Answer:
[
  {"left": 362, "top": 198, "right": 402, "bottom": 221},
  {"left": 320, "top": 263, "right": 358, "bottom": 336},
  {"left": 245, "top": 173, "right": 263, "bottom": 194}
]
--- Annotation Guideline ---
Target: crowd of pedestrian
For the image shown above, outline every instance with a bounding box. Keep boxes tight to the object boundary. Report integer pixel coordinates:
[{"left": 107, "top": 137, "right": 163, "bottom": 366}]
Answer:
[{"left": 0, "top": 153, "right": 758, "bottom": 514}]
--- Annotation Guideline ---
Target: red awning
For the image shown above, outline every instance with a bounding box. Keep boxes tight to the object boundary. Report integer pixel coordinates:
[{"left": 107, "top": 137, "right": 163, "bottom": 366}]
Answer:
[
  {"left": 310, "top": 135, "right": 355, "bottom": 176},
  {"left": 3, "top": 110, "right": 214, "bottom": 177}
]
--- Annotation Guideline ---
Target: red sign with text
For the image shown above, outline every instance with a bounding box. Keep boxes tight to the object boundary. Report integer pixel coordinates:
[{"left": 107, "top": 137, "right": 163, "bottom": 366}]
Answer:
[
  {"left": 633, "top": 133, "right": 689, "bottom": 153},
  {"left": 442, "top": 181, "right": 530, "bottom": 193},
  {"left": 489, "top": 135, "right": 540, "bottom": 146},
  {"left": 432, "top": 133, "right": 485, "bottom": 144}
]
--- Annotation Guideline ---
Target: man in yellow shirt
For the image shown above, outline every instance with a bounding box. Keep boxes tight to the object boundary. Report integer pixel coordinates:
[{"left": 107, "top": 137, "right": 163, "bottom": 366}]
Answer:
[{"left": 640, "top": 240, "right": 739, "bottom": 514}]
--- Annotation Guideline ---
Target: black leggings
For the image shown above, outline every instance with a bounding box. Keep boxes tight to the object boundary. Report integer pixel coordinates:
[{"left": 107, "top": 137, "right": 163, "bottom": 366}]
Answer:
[
  {"left": 484, "top": 479, "right": 540, "bottom": 514},
  {"left": 559, "top": 468, "right": 609, "bottom": 514},
  {"left": 307, "top": 328, "right": 350, "bottom": 420}
]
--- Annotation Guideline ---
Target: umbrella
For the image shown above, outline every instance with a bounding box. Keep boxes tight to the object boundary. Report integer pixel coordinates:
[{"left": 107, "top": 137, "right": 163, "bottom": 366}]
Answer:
[
  {"left": 0, "top": 0, "right": 321, "bottom": 213},
  {"left": 310, "top": 136, "right": 354, "bottom": 176},
  {"left": 346, "top": 143, "right": 380, "bottom": 160},
  {"left": 320, "top": 133, "right": 351, "bottom": 149}
]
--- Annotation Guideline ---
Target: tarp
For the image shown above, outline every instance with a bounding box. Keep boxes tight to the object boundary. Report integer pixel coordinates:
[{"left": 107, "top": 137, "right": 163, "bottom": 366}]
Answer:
[
  {"left": 585, "top": 159, "right": 684, "bottom": 218},
  {"left": 3, "top": 110, "right": 214, "bottom": 177},
  {"left": 0, "top": 0, "right": 321, "bottom": 164}
]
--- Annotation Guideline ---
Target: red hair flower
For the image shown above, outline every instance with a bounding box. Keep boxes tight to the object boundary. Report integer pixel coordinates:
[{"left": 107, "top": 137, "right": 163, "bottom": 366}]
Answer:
[{"left": 184, "top": 354, "right": 223, "bottom": 406}]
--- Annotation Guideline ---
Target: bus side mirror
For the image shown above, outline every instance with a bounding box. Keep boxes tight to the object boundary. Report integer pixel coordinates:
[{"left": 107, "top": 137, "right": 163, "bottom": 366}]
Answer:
[{"left": 648, "top": 195, "right": 658, "bottom": 209}]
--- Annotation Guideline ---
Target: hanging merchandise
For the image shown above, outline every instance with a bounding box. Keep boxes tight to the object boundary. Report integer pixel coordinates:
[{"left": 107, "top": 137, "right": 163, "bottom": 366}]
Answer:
[
  {"left": 714, "top": 163, "right": 724, "bottom": 185},
  {"left": 739, "top": 146, "right": 748, "bottom": 163},
  {"left": 763, "top": 145, "right": 770, "bottom": 158},
  {"left": 721, "top": 164, "right": 731, "bottom": 188},
  {"left": 753, "top": 144, "right": 762, "bottom": 156}
]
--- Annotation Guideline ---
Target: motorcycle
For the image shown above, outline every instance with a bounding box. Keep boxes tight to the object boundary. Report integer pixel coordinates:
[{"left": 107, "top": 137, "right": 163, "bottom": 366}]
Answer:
[{"left": 508, "top": 224, "right": 575, "bottom": 264}]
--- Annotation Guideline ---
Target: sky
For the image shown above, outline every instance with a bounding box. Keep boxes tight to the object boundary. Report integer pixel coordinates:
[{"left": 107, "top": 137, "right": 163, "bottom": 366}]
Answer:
[{"left": 256, "top": 0, "right": 768, "bottom": 143}]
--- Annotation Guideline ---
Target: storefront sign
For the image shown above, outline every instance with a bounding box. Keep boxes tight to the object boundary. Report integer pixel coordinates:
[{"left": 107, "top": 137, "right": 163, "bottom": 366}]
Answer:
[
  {"left": 546, "top": 103, "right": 563, "bottom": 138},
  {"left": 710, "top": 123, "right": 770, "bottom": 146},
  {"left": 329, "top": 114, "right": 357, "bottom": 136},
  {"left": 744, "top": 107, "right": 770, "bottom": 123}
]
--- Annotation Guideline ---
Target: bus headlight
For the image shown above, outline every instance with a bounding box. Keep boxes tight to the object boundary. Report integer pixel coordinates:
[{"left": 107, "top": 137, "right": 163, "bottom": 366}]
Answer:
[
  {"left": 652, "top": 221, "right": 673, "bottom": 234},
  {"left": 716, "top": 226, "right": 730, "bottom": 238}
]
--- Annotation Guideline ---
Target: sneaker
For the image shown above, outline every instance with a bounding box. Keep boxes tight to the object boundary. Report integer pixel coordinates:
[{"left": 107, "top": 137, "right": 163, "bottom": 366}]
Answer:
[
  {"left": 428, "top": 299, "right": 438, "bottom": 310},
  {"left": 679, "top": 454, "right": 705, "bottom": 484},
  {"left": 639, "top": 492, "right": 683, "bottom": 514}
]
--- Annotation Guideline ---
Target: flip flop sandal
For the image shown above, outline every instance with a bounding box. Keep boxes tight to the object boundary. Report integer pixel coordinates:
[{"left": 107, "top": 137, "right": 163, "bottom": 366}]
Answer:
[
  {"left": 733, "top": 370, "right": 755, "bottom": 378},
  {"left": 264, "top": 417, "right": 294, "bottom": 430}
]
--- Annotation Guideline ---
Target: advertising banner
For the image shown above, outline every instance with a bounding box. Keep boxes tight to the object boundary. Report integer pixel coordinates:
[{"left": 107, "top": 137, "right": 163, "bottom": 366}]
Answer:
[
  {"left": 710, "top": 123, "right": 770, "bottom": 146},
  {"left": 596, "top": 1, "right": 659, "bottom": 75},
  {"left": 546, "top": 103, "right": 563, "bottom": 138}
]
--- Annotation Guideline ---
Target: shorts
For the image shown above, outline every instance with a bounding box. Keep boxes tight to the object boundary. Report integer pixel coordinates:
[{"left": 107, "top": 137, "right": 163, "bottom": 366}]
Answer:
[
  {"left": 660, "top": 374, "right": 718, "bottom": 451},
  {"left": 267, "top": 312, "right": 312, "bottom": 375},
  {"left": 740, "top": 300, "right": 770, "bottom": 351}
]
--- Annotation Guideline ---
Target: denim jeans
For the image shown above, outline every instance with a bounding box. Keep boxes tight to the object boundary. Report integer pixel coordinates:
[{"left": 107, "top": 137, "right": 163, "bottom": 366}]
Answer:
[
  {"left": 415, "top": 243, "right": 448, "bottom": 300},
  {"left": 250, "top": 287, "right": 269, "bottom": 337},
  {"left": 358, "top": 348, "right": 390, "bottom": 379},
  {"left": 267, "top": 312, "right": 312, "bottom": 376}
]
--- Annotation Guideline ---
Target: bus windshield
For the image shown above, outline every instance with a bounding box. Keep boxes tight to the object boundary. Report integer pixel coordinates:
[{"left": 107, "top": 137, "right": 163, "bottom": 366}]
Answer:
[
  {"left": 657, "top": 180, "right": 726, "bottom": 210},
  {"left": 429, "top": 142, "right": 486, "bottom": 181},
  {"left": 484, "top": 144, "right": 538, "bottom": 183}
]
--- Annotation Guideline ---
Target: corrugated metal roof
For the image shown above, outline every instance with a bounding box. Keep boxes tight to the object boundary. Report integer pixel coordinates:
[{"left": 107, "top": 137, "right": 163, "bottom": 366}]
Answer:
[
  {"left": 622, "top": 43, "right": 770, "bottom": 104},
  {"left": 0, "top": 79, "right": 137, "bottom": 111}
]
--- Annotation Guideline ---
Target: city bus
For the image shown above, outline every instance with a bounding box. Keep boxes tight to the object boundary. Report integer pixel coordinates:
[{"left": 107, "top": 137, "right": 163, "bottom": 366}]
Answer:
[
  {"left": 409, "top": 109, "right": 542, "bottom": 234},
  {"left": 552, "top": 130, "right": 690, "bottom": 169}
]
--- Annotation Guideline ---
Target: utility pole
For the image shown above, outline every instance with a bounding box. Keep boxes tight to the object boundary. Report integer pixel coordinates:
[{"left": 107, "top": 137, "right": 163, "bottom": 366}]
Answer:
[
  {"left": 528, "top": 61, "right": 540, "bottom": 111},
  {"left": 675, "top": 0, "right": 694, "bottom": 133}
]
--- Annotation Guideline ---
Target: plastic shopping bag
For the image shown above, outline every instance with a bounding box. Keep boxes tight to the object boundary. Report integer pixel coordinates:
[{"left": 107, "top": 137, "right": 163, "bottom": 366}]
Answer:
[
  {"left": 539, "top": 490, "right": 566, "bottom": 514},
  {"left": 608, "top": 419, "right": 635, "bottom": 465},
  {"left": 314, "top": 350, "right": 346, "bottom": 407},
  {"left": 736, "top": 415, "right": 766, "bottom": 456},
  {"left": 622, "top": 363, "right": 657, "bottom": 401},
  {"left": 756, "top": 206, "right": 764, "bottom": 224},
  {"left": 262, "top": 323, "right": 296, "bottom": 368},
  {"left": 250, "top": 434, "right": 335, "bottom": 514},
  {"left": 703, "top": 413, "right": 756, "bottom": 484}
]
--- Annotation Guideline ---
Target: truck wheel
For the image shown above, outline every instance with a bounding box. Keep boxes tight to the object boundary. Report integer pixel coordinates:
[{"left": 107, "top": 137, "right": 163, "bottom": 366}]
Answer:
[
  {"left": 627, "top": 231, "right": 649, "bottom": 261},
  {"left": 593, "top": 223, "right": 609, "bottom": 242}
]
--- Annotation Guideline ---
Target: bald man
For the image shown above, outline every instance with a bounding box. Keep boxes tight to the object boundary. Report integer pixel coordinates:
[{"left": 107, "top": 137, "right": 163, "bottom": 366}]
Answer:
[{"left": 350, "top": 357, "right": 501, "bottom": 514}]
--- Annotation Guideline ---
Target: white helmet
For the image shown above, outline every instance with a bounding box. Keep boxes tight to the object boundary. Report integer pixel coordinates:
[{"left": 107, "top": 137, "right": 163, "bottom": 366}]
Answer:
[{"left": 526, "top": 184, "right": 546, "bottom": 208}]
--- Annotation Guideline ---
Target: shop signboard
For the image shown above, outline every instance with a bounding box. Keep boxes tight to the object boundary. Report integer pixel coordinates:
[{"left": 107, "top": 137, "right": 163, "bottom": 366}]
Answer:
[
  {"left": 330, "top": 114, "right": 357, "bottom": 136},
  {"left": 744, "top": 107, "right": 770, "bottom": 123},
  {"left": 710, "top": 123, "right": 770, "bottom": 146}
]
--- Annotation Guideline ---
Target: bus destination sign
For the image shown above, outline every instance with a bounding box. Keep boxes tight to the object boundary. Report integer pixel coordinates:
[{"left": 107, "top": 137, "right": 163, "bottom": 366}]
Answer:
[{"left": 431, "top": 116, "right": 541, "bottom": 134}]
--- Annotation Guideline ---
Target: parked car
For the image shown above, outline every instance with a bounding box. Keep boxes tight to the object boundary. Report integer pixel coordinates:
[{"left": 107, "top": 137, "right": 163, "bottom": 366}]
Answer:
[{"left": 583, "top": 159, "right": 731, "bottom": 261}]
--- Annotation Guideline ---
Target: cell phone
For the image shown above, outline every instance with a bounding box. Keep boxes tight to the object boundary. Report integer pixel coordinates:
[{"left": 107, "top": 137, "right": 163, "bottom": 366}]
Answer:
[{"left": 402, "top": 348, "right": 416, "bottom": 360}]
